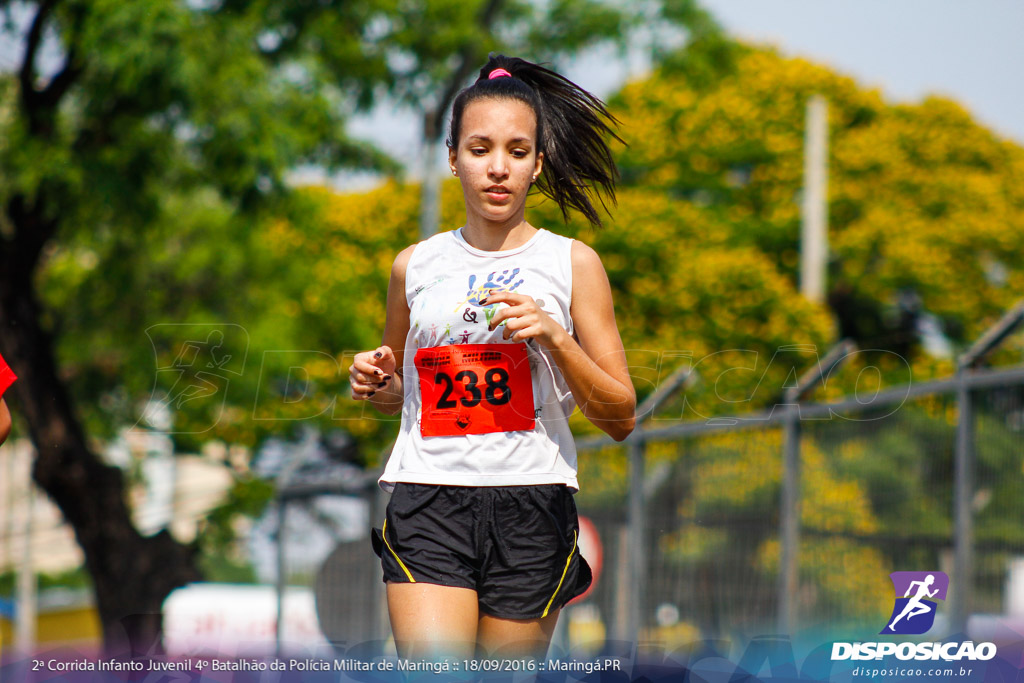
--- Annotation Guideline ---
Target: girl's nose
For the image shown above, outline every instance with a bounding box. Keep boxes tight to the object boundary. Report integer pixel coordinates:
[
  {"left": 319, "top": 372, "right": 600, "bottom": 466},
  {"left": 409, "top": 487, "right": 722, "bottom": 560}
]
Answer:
[{"left": 489, "top": 153, "right": 509, "bottom": 179}]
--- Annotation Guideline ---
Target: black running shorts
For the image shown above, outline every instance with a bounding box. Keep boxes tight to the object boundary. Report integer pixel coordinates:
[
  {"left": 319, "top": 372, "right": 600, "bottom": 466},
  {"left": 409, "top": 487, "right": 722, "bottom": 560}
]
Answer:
[{"left": 371, "top": 483, "right": 592, "bottom": 620}]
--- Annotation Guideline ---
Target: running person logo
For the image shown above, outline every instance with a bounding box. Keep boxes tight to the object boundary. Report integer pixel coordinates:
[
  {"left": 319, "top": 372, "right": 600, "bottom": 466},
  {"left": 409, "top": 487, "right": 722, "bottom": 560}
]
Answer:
[
  {"left": 141, "top": 324, "right": 249, "bottom": 433},
  {"left": 881, "top": 571, "right": 949, "bottom": 635}
]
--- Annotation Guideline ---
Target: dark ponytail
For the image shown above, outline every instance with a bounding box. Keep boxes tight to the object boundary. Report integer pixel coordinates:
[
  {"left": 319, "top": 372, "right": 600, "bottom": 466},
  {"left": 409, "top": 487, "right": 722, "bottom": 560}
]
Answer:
[{"left": 447, "top": 54, "right": 622, "bottom": 228}]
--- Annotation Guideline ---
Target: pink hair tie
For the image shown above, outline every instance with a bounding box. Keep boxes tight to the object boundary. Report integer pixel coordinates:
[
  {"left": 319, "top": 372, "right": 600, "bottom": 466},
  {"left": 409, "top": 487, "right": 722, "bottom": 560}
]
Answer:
[{"left": 488, "top": 68, "right": 512, "bottom": 80}]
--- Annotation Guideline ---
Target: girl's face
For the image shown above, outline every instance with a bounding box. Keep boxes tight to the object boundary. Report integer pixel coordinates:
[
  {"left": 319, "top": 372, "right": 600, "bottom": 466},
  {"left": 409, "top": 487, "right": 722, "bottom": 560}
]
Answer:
[{"left": 449, "top": 97, "right": 544, "bottom": 229}]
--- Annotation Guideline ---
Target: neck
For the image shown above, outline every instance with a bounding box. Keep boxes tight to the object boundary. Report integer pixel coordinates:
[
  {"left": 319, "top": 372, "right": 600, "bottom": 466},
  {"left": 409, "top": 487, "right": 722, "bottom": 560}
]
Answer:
[{"left": 460, "top": 216, "right": 537, "bottom": 252}]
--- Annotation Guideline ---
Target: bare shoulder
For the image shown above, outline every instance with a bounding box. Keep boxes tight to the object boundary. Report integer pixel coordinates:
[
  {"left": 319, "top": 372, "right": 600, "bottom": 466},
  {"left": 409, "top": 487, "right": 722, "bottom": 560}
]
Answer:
[
  {"left": 570, "top": 239, "right": 601, "bottom": 266},
  {"left": 384, "top": 244, "right": 417, "bottom": 352},
  {"left": 570, "top": 239, "right": 609, "bottom": 286},
  {"left": 392, "top": 244, "right": 417, "bottom": 276},
  {"left": 386, "top": 243, "right": 418, "bottom": 317},
  {"left": 569, "top": 239, "right": 616, "bottom": 329}
]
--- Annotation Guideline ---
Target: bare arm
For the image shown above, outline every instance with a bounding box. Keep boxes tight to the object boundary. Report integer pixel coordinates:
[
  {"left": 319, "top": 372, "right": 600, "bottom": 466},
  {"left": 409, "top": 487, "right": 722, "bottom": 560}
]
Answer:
[
  {"left": 0, "top": 398, "right": 11, "bottom": 445},
  {"left": 486, "top": 241, "right": 636, "bottom": 441},
  {"left": 556, "top": 242, "right": 636, "bottom": 440},
  {"left": 348, "top": 245, "right": 414, "bottom": 416}
]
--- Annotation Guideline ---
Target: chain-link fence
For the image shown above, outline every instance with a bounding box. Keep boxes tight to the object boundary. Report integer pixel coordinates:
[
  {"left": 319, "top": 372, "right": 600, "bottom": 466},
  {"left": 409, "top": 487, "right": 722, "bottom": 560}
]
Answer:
[
  {"left": 272, "top": 348, "right": 1024, "bottom": 656},
  {"left": 564, "top": 363, "right": 1024, "bottom": 652}
]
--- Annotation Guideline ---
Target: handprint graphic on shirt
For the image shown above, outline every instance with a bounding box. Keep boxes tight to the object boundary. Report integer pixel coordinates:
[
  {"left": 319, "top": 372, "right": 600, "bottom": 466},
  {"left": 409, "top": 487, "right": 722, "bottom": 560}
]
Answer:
[{"left": 455, "top": 269, "right": 525, "bottom": 311}]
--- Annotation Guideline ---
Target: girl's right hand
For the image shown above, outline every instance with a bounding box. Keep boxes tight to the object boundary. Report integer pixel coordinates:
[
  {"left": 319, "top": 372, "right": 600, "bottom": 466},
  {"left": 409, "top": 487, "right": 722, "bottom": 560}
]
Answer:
[{"left": 349, "top": 346, "right": 397, "bottom": 400}]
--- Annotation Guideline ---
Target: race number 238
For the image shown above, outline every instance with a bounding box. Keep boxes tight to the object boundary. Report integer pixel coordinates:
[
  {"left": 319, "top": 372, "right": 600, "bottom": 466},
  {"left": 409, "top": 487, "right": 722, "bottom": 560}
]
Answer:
[{"left": 415, "top": 344, "right": 535, "bottom": 437}]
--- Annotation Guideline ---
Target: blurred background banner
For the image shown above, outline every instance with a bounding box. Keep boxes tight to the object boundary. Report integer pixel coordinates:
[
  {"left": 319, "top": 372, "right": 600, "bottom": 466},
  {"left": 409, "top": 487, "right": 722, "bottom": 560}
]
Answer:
[{"left": 2, "top": 0, "right": 1024, "bottom": 678}]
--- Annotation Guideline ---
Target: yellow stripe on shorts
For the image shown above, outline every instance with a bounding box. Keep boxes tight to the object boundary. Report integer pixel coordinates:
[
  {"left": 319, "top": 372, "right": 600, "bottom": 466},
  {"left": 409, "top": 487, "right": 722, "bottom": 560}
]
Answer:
[
  {"left": 542, "top": 529, "right": 578, "bottom": 618},
  {"left": 382, "top": 519, "right": 416, "bottom": 583}
]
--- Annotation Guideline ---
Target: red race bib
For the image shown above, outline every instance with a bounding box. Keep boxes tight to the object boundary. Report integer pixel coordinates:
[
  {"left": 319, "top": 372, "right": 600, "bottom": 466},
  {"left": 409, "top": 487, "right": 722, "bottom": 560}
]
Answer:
[
  {"left": 415, "top": 343, "right": 535, "bottom": 437},
  {"left": 0, "top": 352, "right": 15, "bottom": 397}
]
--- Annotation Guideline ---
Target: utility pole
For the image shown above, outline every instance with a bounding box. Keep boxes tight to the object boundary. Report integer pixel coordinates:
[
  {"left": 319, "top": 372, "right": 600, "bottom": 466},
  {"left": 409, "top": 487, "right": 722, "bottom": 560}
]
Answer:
[
  {"left": 419, "top": 136, "right": 443, "bottom": 239},
  {"left": 801, "top": 95, "right": 828, "bottom": 303},
  {"left": 15, "top": 441, "right": 37, "bottom": 658}
]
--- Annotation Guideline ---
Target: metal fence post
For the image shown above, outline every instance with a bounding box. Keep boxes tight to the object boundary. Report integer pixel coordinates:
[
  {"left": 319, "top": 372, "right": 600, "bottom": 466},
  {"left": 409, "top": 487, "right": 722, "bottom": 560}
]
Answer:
[
  {"left": 778, "top": 406, "right": 800, "bottom": 635},
  {"left": 776, "top": 339, "right": 855, "bottom": 634},
  {"left": 275, "top": 499, "right": 287, "bottom": 657},
  {"left": 627, "top": 434, "right": 646, "bottom": 645},
  {"left": 952, "top": 369, "right": 974, "bottom": 633},
  {"left": 608, "top": 365, "right": 694, "bottom": 646},
  {"left": 950, "top": 300, "right": 1024, "bottom": 633},
  {"left": 273, "top": 449, "right": 307, "bottom": 659}
]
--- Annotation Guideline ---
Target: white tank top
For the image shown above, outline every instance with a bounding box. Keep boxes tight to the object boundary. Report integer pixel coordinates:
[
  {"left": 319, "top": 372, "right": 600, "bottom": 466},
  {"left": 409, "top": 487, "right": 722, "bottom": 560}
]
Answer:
[{"left": 379, "top": 227, "right": 579, "bottom": 491}]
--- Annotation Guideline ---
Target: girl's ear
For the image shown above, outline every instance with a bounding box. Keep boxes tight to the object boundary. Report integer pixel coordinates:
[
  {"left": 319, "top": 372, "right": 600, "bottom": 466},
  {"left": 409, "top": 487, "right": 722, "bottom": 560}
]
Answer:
[
  {"left": 449, "top": 147, "right": 458, "bottom": 176},
  {"left": 533, "top": 151, "right": 544, "bottom": 182}
]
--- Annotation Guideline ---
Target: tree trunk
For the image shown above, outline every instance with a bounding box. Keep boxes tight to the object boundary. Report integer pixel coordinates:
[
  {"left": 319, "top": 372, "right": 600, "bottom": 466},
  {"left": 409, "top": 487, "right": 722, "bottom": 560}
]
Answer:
[
  {"left": 0, "top": 260, "right": 201, "bottom": 655},
  {"left": 3, "top": 1, "right": 202, "bottom": 653}
]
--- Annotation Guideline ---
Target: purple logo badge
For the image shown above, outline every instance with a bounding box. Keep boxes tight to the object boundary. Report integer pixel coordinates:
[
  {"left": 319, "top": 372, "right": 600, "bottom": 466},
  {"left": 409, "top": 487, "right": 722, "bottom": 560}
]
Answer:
[{"left": 881, "top": 571, "right": 949, "bottom": 635}]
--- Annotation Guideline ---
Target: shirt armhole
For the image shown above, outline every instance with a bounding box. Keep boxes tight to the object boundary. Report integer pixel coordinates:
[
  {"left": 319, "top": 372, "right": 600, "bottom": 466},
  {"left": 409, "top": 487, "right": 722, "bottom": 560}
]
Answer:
[{"left": 402, "top": 243, "right": 421, "bottom": 309}]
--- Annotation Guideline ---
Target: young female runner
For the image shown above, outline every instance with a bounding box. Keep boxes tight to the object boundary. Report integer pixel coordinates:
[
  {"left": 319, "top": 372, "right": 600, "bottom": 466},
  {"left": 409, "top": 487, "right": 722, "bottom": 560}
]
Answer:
[{"left": 349, "top": 54, "right": 636, "bottom": 659}]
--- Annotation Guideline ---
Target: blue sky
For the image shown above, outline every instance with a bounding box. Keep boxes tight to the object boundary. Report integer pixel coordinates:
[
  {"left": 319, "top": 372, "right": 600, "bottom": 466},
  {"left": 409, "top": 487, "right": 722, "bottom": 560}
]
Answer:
[
  {"left": 341, "top": 0, "right": 1024, "bottom": 187},
  {"left": 697, "top": 0, "right": 1024, "bottom": 144}
]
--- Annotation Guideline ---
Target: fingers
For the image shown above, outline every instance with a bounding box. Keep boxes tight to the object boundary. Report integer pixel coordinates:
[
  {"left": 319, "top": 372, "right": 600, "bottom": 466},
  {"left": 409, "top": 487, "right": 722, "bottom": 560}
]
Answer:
[
  {"left": 349, "top": 346, "right": 395, "bottom": 400},
  {"left": 502, "top": 319, "right": 540, "bottom": 342},
  {"left": 487, "top": 303, "right": 532, "bottom": 331},
  {"left": 481, "top": 291, "right": 563, "bottom": 345},
  {"left": 481, "top": 291, "right": 547, "bottom": 342},
  {"left": 352, "top": 346, "right": 395, "bottom": 375},
  {"left": 350, "top": 374, "right": 387, "bottom": 400},
  {"left": 374, "top": 345, "right": 397, "bottom": 369},
  {"left": 479, "top": 290, "right": 528, "bottom": 307},
  {"left": 483, "top": 290, "right": 535, "bottom": 328},
  {"left": 350, "top": 358, "right": 390, "bottom": 383},
  {"left": 351, "top": 369, "right": 391, "bottom": 387},
  {"left": 490, "top": 310, "right": 542, "bottom": 342}
]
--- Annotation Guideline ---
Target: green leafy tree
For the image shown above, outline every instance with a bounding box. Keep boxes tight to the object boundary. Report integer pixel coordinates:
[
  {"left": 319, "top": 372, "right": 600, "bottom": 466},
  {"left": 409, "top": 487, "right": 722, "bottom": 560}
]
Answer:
[{"left": 0, "top": 0, "right": 387, "bottom": 650}]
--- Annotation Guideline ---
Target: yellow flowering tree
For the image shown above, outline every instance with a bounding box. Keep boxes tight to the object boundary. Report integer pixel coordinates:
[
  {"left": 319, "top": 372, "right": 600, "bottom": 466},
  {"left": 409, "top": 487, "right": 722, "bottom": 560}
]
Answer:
[
  {"left": 610, "top": 46, "right": 1024, "bottom": 370},
  {"left": 572, "top": 43, "right": 1024, "bottom": 634}
]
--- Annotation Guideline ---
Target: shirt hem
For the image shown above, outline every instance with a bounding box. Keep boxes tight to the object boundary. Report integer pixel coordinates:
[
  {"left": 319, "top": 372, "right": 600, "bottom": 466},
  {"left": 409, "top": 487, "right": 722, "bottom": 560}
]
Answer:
[{"left": 379, "top": 471, "right": 579, "bottom": 493}]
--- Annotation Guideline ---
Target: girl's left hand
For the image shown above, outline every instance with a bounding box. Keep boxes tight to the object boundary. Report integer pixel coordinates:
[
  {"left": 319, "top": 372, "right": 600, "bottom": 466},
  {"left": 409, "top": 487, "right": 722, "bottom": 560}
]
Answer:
[{"left": 482, "top": 289, "right": 568, "bottom": 349}]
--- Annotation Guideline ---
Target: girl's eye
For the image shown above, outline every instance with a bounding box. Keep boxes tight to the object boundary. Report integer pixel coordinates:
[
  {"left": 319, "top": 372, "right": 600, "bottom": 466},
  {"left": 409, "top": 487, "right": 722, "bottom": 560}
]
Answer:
[
  {"left": 512, "top": 150, "right": 528, "bottom": 158},
  {"left": 470, "top": 148, "right": 487, "bottom": 156}
]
